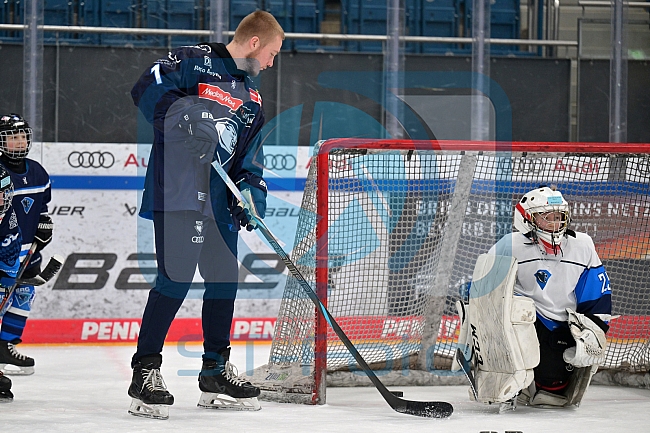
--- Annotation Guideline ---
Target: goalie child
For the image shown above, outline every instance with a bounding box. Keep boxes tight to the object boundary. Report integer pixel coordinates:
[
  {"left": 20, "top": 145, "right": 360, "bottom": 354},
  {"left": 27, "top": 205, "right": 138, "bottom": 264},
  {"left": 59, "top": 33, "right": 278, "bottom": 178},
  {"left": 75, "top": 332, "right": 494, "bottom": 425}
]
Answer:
[
  {"left": 0, "top": 114, "right": 53, "bottom": 376},
  {"left": 0, "top": 166, "right": 23, "bottom": 401},
  {"left": 454, "top": 186, "right": 612, "bottom": 409}
]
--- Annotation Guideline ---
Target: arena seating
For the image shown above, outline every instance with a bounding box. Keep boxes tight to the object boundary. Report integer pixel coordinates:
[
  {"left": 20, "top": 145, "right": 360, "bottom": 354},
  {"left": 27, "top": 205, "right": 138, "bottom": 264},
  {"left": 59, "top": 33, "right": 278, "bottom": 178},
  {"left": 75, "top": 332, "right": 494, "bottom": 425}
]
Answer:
[{"left": 1, "top": 0, "right": 523, "bottom": 54}]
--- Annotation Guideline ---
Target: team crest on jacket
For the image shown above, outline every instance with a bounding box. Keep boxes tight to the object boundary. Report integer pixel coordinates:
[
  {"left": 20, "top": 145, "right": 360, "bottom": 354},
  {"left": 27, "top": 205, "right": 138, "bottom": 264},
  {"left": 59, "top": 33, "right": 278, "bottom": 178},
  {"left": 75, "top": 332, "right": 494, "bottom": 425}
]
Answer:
[
  {"left": 235, "top": 105, "right": 255, "bottom": 126},
  {"left": 22, "top": 197, "right": 34, "bottom": 214},
  {"left": 534, "top": 269, "right": 552, "bottom": 289},
  {"left": 215, "top": 118, "right": 239, "bottom": 155}
]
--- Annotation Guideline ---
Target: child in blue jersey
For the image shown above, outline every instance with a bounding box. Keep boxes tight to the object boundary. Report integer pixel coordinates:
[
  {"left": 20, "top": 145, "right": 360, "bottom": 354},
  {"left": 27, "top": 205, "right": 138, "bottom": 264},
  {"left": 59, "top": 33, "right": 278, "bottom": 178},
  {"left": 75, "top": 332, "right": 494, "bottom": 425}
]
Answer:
[
  {"left": 489, "top": 186, "right": 612, "bottom": 407},
  {"left": 0, "top": 114, "right": 53, "bottom": 376},
  {"left": 0, "top": 166, "right": 23, "bottom": 401}
]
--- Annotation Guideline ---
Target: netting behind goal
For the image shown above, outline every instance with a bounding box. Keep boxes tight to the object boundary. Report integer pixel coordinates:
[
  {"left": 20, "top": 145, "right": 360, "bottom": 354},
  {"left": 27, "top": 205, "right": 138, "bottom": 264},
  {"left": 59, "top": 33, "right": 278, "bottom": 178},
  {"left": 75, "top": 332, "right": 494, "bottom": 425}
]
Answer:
[{"left": 249, "top": 139, "right": 650, "bottom": 404}]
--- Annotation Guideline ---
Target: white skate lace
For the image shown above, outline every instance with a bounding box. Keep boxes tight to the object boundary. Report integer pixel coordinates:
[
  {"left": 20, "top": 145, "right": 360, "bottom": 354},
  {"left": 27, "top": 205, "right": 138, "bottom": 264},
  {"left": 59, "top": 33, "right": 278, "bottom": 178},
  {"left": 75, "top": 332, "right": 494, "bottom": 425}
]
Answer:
[
  {"left": 142, "top": 367, "right": 168, "bottom": 393},
  {"left": 7, "top": 343, "right": 27, "bottom": 361},
  {"left": 224, "top": 361, "right": 249, "bottom": 386}
]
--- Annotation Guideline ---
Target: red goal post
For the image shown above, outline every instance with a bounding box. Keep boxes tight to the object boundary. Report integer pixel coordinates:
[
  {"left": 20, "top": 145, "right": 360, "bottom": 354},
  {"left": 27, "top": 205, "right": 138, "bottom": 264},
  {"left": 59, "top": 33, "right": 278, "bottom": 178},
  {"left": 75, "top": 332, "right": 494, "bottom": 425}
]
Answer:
[{"left": 250, "top": 139, "right": 650, "bottom": 404}]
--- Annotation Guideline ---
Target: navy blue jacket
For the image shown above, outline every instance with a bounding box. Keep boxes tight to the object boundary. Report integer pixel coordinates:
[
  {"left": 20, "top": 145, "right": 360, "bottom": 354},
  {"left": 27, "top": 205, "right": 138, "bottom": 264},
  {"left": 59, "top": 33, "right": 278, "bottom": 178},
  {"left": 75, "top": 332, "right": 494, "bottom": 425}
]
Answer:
[
  {"left": 0, "top": 208, "right": 22, "bottom": 287},
  {"left": 131, "top": 43, "right": 266, "bottom": 223},
  {"left": 5, "top": 159, "right": 51, "bottom": 271}
]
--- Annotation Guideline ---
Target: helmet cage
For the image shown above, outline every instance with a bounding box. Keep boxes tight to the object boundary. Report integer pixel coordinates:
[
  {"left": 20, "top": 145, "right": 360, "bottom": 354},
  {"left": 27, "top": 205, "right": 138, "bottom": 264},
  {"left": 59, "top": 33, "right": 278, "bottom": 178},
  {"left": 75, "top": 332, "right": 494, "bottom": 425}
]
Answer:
[
  {"left": 514, "top": 187, "right": 571, "bottom": 248},
  {"left": 0, "top": 169, "right": 14, "bottom": 219},
  {"left": 530, "top": 209, "right": 570, "bottom": 246},
  {"left": 0, "top": 114, "right": 33, "bottom": 160}
]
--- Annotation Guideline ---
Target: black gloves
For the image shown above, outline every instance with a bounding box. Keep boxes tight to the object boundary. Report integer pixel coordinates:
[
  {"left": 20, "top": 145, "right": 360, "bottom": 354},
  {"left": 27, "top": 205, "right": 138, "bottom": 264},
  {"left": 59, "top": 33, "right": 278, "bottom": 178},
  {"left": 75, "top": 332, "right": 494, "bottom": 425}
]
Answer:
[
  {"left": 34, "top": 214, "right": 53, "bottom": 253},
  {"left": 178, "top": 104, "right": 218, "bottom": 164},
  {"left": 230, "top": 203, "right": 254, "bottom": 232}
]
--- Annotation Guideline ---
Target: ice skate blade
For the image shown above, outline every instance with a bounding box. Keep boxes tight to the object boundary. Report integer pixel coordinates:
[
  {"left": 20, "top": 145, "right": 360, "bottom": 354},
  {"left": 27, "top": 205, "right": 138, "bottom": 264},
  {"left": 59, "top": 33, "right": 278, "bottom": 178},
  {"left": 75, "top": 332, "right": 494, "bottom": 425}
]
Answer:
[
  {"left": 197, "top": 392, "right": 261, "bottom": 411},
  {"left": 499, "top": 398, "right": 517, "bottom": 414},
  {"left": 0, "top": 364, "right": 34, "bottom": 376},
  {"left": 128, "top": 398, "right": 170, "bottom": 420}
]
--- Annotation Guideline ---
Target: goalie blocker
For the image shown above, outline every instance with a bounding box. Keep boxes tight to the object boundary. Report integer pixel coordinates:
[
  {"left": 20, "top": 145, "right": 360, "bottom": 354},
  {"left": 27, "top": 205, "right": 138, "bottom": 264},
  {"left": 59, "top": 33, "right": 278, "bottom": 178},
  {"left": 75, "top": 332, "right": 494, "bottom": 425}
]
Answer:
[{"left": 455, "top": 254, "right": 608, "bottom": 409}]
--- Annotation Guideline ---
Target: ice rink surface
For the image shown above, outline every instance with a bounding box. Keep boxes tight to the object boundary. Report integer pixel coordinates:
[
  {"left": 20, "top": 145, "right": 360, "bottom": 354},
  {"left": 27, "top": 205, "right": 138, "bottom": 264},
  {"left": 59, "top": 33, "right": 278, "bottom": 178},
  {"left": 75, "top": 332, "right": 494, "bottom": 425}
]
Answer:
[{"left": 2, "top": 343, "right": 649, "bottom": 433}]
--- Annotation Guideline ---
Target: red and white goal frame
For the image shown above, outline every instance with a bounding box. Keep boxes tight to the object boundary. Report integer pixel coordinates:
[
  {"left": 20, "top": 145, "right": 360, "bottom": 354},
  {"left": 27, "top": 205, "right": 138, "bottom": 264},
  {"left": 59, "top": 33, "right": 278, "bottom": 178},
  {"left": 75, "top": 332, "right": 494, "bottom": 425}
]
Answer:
[{"left": 249, "top": 139, "right": 650, "bottom": 404}]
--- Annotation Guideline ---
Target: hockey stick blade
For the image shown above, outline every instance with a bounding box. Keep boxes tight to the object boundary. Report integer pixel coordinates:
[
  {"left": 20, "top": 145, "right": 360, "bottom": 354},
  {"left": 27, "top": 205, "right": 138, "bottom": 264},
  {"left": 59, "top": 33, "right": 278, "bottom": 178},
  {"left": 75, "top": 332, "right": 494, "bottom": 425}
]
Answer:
[
  {"left": 16, "top": 254, "right": 64, "bottom": 286},
  {"left": 455, "top": 348, "right": 478, "bottom": 400},
  {"left": 212, "top": 161, "right": 453, "bottom": 418}
]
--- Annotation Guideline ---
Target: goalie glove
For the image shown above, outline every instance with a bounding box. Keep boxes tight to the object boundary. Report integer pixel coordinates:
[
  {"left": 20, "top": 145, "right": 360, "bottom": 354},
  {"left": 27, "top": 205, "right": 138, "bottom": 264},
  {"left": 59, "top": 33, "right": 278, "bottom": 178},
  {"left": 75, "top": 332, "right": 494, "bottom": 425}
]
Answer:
[
  {"left": 563, "top": 308, "right": 609, "bottom": 368},
  {"left": 34, "top": 214, "right": 53, "bottom": 253}
]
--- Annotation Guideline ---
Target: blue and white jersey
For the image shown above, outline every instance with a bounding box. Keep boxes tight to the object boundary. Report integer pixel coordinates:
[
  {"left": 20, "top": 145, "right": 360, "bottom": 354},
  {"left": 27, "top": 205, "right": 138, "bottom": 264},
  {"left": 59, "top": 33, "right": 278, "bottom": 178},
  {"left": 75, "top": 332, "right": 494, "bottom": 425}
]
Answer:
[
  {"left": 6, "top": 159, "right": 51, "bottom": 270},
  {"left": 489, "top": 231, "right": 612, "bottom": 330}
]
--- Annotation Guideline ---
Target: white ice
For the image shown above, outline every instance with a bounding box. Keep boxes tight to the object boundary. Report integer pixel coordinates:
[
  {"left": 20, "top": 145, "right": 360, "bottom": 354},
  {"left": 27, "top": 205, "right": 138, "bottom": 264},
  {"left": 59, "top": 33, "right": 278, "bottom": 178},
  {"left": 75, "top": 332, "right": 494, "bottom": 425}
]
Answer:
[{"left": 2, "top": 343, "right": 649, "bottom": 433}]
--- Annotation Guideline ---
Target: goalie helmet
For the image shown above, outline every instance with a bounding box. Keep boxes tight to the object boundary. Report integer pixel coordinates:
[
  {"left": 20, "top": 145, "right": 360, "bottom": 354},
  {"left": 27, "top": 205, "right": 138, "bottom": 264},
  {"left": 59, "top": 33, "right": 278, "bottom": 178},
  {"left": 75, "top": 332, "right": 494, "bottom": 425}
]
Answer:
[
  {"left": 0, "top": 113, "right": 33, "bottom": 160},
  {"left": 0, "top": 165, "right": 14, "bottom": 221},
  {"left": 514, "top": 186, "right": 570, "bottom": 250}
]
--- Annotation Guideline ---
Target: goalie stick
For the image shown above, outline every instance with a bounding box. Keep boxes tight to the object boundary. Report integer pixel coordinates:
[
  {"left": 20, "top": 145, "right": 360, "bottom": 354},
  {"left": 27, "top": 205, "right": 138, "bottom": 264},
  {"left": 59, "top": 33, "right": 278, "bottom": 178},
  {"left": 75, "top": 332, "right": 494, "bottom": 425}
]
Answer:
[
  {"left": 212, "top": 160, "right": 454, "bottom": 419},
  {"left": 455, "top": 348, "right": 478, "bottom": 401}
]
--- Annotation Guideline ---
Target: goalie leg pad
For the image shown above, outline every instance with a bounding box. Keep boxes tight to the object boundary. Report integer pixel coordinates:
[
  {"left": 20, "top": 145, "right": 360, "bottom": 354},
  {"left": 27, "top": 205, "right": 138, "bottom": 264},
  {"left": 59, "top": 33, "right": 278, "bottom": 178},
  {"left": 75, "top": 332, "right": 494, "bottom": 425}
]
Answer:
[{"left": 469, "top": 254, "right": 540, "bottom": 404}]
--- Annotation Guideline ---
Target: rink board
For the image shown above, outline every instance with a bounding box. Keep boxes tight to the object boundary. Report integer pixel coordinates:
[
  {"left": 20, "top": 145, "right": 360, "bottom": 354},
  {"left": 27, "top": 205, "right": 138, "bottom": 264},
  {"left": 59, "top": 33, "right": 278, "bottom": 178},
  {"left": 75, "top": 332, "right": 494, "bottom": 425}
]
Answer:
[{"left": 12, "top": 143, "right": 650, "bottom": 345}]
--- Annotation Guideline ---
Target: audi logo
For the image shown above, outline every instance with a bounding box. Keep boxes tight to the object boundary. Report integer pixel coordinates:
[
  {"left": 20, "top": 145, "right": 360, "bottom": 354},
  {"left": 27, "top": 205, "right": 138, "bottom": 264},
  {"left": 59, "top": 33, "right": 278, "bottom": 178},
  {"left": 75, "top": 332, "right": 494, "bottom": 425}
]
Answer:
[
  {"left": 68, "top": 151, "right": 115, "bottom": 168},
  {"left": 264, "top": 154, "right": 296, "bottom": 170},
  {"left": 496, "top": 157, "right": 546, "bottom": 174}
]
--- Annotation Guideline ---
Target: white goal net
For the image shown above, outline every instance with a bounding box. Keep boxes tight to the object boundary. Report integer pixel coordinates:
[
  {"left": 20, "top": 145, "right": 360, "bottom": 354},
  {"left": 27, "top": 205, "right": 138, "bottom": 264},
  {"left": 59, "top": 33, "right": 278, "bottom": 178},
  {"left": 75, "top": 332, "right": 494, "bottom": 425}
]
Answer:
[{"left": 249, "top": 139, "right": 650, "bottom": 403}]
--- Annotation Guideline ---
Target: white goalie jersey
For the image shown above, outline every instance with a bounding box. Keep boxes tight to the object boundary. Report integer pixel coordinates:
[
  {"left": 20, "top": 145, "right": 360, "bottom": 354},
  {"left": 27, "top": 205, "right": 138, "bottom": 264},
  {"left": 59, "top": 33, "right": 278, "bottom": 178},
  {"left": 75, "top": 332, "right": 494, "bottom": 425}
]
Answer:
[{"left": 488, "top": 231, "right": 612, "bottom": 330}]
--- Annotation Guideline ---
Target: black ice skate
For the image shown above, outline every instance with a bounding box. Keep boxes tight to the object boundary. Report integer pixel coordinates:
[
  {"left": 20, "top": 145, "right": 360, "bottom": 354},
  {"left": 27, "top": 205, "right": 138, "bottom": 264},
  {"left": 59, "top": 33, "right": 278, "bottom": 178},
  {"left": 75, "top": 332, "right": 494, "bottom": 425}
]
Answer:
[
  {"left": 0, "top": 371, "right": 13, "bottom": 402},
  {"left": 197, "top": 348, "right": 261, "bottom": 411},
  {"left": 0, "top": 340, "right": 35, "bottom": 376},
  {"left": 128, "top": 354, "right": 174, "bottom": 420}
]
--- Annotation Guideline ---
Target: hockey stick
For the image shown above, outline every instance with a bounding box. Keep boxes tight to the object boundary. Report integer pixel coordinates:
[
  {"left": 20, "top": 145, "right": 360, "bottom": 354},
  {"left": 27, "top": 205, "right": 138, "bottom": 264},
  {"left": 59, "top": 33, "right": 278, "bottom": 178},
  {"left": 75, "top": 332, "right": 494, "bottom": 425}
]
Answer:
[
  {"left": 0, "top": 243, "right": 38, "bottom": 312},
  {"left": 212, "top": 160, "right": 453, "bottom": 418},
  {"left": 455, "top": 348, "right": 478, "bottom": 400},
  {"left": 16, "top": 254, "right": 64, "bottom": 286}
]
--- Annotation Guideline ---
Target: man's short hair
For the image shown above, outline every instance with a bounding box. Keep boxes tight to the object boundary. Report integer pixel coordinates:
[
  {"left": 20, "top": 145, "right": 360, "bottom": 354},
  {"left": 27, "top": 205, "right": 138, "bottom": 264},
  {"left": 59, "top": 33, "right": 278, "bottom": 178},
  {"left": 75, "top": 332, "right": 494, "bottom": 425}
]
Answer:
[{"left": 233, "top": 11, "right": 285, "bottom": 47}]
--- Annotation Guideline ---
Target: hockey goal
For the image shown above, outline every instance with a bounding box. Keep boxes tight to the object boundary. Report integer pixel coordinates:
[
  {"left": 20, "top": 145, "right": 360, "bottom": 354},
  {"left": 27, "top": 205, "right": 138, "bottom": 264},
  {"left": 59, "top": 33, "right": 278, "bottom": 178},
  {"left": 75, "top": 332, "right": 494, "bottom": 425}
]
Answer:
[{"left": 249, "top": 139, "right": 650, "bottom": 404}]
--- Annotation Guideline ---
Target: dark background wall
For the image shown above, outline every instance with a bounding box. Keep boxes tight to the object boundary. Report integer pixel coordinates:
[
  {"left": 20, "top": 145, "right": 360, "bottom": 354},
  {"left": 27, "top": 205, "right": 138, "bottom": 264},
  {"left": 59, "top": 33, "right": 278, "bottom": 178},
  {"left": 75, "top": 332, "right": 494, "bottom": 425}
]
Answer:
[
  {"left": 578, "top": 59, "right": 650, "bottom": 143},
  {"left": 1, "top": 44, "right": 647, "bottom": 144}
]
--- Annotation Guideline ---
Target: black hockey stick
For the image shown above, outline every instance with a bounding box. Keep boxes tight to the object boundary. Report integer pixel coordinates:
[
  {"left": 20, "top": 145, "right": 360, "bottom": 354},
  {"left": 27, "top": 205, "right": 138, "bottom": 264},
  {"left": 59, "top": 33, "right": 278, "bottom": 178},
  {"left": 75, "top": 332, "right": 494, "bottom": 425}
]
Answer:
[
  {"left": 0, "top": 243, "right": 37, "bottom": 312},
  {"left": 455, "top": 348, "right": 478, "bottom": 400},
  {"left": 212, "top": 161, "right": 453, "bottom": 418},
  {"left": 16, "top": 254, "right": 64, "bottom": 286}
]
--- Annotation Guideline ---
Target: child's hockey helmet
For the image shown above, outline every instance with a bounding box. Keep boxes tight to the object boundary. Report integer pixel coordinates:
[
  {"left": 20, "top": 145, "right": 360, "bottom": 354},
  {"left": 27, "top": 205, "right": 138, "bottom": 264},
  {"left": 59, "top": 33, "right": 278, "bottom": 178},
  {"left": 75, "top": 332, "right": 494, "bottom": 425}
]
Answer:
[
  {"left": 0, "top": 113, "right": 33, "bottom": 160},
  {"left": 514, "top": 186, "right": 570, "bottom": 248}
]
